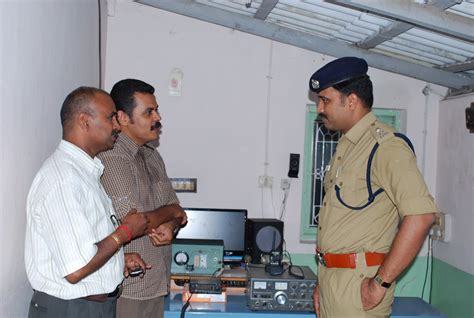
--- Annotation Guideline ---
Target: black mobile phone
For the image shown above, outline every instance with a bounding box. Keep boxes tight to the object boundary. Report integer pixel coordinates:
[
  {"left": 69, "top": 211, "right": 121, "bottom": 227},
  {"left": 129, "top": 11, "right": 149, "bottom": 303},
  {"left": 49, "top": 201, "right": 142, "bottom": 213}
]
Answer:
[{"left": 129, "top": 268, "right": 144, "bottom": 277}]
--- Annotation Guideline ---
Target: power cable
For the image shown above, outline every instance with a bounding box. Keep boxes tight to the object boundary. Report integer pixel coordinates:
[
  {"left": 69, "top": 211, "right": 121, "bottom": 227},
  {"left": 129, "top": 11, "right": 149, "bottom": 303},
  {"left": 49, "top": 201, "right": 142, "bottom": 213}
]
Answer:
[
  {"left": 180, "top": 291, "right": 193, "bottom": 318},
  {"left": 421, "top": 235, "right": 433, "bottom": 302}
]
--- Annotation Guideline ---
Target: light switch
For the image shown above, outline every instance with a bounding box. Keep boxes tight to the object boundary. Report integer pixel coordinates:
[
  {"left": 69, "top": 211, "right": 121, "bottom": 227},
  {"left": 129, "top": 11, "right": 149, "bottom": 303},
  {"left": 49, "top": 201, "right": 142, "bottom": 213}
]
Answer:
[{"left": 170, "top": 178, "right": 197, "bottom": 193}]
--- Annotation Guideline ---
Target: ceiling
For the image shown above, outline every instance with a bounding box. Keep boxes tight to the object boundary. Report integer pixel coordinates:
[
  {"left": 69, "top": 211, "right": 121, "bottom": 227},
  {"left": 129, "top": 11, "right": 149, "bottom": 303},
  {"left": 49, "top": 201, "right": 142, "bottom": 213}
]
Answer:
[{"left": 137, "top": 0, "right": 474, "bottom": 93}]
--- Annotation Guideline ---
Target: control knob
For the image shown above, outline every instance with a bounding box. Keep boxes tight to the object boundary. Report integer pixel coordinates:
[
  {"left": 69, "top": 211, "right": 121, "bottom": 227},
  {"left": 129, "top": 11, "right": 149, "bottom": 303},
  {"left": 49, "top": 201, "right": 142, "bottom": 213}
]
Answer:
[{"left": 274, "top": 291, "right": 288, "bottom": 305}]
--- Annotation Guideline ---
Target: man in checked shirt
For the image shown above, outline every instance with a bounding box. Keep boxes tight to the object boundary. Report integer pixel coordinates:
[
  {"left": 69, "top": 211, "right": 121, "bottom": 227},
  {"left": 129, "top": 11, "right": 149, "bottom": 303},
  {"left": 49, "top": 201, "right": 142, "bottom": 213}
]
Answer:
[{"left": 98, "top": 79, "right": 187, "bottom": 318}]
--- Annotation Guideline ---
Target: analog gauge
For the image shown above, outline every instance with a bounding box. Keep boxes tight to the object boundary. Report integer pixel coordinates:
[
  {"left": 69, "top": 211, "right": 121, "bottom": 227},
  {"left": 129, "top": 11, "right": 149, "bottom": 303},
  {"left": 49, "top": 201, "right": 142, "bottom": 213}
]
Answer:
[{"left": 174, "top": 251, "right": 189, "bottom": 266}]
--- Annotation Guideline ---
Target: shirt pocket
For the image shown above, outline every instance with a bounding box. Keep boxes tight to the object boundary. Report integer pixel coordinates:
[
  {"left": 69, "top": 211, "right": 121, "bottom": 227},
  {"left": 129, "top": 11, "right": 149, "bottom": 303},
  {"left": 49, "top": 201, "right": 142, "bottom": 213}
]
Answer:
[{"left": 333, "top": 171, "right": 369, "bottom": 210}]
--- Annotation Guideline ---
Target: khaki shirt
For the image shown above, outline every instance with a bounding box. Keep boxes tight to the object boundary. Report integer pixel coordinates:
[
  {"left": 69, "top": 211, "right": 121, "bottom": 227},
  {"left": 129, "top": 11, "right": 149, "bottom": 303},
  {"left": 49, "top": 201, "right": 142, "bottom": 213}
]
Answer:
[
  {"left": 318, "top": 112, "right": 437, "bottom": 253},
  {"left": 99, "top": 133, "right": 180, "bottom": 300}
]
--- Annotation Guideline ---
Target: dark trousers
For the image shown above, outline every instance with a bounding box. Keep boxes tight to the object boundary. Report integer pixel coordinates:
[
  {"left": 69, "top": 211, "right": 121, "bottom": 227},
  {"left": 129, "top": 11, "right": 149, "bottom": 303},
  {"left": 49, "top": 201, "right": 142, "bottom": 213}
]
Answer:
[{"left": 28, "top": 290, "right": 117, "bottom": 318}]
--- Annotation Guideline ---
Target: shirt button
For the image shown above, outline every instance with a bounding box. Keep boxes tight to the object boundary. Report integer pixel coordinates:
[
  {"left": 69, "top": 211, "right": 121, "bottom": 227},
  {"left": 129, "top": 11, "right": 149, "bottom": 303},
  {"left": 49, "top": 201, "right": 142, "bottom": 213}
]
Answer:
[
  {"left": 360, "top": 274, "right": 364, "bottom": 278},
  {"left": 318, "top": 226, "right": 322, "bottom": 230},
  {"left": 339, "top": 182, "right": 343, "bottom": 186},
  {"left": 371, "top": 123, "right": 375, "bottom": 126},
  {"left": 323, "top": 202, "right": 327, "bottom": 206},
  {"left": 337, "top": 156, "right": 341, "bottom": 160}
]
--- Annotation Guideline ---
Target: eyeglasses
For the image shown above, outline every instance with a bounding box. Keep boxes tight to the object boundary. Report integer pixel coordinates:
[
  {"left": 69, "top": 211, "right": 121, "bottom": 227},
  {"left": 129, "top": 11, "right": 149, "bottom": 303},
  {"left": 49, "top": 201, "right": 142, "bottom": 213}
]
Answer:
[{"left": 110, "top": 215, "right": 121, "bottom": 228}]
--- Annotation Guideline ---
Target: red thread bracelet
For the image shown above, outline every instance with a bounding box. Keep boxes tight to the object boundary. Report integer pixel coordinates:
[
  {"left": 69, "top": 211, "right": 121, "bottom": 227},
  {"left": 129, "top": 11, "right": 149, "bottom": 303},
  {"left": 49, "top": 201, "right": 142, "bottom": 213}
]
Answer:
[{"left": 117, "top": 225, "right": 132, "bottom": 242}]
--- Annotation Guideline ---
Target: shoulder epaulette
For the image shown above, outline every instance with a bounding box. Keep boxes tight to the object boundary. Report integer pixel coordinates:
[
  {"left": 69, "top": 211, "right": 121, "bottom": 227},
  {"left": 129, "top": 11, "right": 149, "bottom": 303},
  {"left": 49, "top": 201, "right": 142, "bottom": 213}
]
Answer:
[{"left": 369, "top": 123, "right": 395, "bottom": 144}]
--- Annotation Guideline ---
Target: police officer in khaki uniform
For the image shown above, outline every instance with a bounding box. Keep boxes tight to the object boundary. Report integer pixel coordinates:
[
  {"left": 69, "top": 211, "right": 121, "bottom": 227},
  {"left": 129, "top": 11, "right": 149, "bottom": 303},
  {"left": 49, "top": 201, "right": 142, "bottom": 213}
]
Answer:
[{"left": 309, "top": 57, "right": 437, "bottom": 318}]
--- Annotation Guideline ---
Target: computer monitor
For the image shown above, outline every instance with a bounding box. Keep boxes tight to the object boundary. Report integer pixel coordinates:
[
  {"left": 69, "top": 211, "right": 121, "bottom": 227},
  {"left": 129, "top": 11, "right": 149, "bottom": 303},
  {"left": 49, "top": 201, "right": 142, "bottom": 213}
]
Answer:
[{"left": 176, "top": 208, "right": 247, "bottom": 264}]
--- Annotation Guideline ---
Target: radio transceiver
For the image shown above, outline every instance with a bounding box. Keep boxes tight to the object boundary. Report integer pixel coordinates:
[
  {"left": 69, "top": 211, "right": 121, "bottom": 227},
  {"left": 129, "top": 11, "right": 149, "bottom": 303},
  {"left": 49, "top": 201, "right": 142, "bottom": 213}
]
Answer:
[
  {"left": 189, "top": 278, "right": 222, "bottom": 294},
  {"left": 247, "top": 266, "right": 317, "bottom": 312},
  {"left": 171, "top": 239, "right": 224, "bottom": 275}
]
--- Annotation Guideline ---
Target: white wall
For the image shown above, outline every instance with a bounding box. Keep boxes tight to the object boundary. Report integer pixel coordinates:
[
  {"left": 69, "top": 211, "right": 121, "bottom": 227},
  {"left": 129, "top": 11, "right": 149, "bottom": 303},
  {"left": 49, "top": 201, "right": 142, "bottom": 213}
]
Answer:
[
  {"left": 0, "top": 0, "right": 100, "bottom": 316},
  {"left": 105, "top": 0, "right": 441, "bottom": 255},
  {"left": 435, "top": 93, "right": 474, "bottom": 275}
]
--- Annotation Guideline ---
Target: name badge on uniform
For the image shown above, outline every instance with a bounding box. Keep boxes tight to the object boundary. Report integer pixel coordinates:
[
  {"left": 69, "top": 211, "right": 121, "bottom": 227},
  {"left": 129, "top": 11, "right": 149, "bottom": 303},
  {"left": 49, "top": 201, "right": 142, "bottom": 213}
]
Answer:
[{"left": 336, "top": 166, "right": 343, "bottom": 178}]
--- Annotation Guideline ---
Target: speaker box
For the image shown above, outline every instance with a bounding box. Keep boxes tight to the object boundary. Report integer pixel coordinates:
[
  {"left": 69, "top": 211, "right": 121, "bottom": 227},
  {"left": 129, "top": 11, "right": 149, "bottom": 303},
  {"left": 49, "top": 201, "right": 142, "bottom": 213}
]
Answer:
[
  {"left": 288, "top": 153, "right": 300, "bottom": 178},
  {"left": 466, "top": 104, "right": 474, "bottom": 132},
  {"left": 246, "top": 218, "right": 284, "bottom": 264}
]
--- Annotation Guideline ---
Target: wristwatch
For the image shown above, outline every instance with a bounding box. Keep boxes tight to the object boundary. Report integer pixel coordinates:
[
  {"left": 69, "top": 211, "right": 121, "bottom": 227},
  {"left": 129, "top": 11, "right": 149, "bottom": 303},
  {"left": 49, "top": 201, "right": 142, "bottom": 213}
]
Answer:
[{"left": 373, "top": 274, "right": 392, "bottom": 288}]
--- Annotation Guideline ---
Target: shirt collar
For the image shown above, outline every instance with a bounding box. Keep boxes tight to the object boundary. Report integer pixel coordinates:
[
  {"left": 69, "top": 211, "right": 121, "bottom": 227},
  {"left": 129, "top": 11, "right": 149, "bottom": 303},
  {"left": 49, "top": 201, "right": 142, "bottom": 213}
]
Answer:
[
  {"left": 58, "top": 140, "right": 104, "bottom": 178},
  {"left": 344, "top": 112, "right": 377, "bottom": 144},
  {"left": 117, "top": 133, "right": 155, "bottom": 158}
]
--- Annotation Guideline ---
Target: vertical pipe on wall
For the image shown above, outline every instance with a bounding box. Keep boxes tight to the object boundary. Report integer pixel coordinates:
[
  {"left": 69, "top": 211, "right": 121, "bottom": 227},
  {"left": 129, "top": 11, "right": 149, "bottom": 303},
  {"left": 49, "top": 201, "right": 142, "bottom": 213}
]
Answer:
[
  {"left": 98, "top": 0, "right": 102, "bottom": 88},
  {"left": 260, "top": 41, "right": 274, "bottom": 217},
  {"left": 421, "top": 83, "right": 445, "bottom": 176},
  {"left": 421, "top": 85, "right": 430, "bottom": 176},
  {"left": 263, "top": 40, "right": 274, "bottom": 176}
]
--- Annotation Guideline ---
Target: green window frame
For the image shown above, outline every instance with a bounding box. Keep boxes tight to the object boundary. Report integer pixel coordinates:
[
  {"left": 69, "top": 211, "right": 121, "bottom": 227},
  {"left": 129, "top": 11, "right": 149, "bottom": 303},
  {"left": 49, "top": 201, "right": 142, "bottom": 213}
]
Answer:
[{"left": 300, "top": 106, "right": 403, "bottom": 241}]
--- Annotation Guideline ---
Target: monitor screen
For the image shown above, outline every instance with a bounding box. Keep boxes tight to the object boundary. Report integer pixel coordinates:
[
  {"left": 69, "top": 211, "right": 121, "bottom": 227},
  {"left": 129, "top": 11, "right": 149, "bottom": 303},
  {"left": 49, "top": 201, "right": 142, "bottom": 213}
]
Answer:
[{"left": 176, "top": 208, "right": 247, "bottom": 263}]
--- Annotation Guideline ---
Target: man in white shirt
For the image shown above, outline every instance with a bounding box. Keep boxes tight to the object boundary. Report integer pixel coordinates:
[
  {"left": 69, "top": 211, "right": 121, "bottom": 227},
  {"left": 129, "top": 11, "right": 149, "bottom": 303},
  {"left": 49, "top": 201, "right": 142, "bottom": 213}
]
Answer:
[{"left": 25, "top": 87, "right": 177, "bottom": 318}]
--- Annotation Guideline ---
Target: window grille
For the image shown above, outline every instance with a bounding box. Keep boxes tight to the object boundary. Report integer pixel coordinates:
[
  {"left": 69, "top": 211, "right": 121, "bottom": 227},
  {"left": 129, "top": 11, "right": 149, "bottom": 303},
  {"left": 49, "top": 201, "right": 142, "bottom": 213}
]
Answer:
[{"left": 309, "top": 120, "right": 339, "bottom": 227}]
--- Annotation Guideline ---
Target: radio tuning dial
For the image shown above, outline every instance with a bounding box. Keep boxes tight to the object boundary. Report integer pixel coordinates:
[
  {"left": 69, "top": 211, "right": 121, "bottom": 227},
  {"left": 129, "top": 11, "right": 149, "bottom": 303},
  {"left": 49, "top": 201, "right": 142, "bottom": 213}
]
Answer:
[{"left": 274, "top": 291, "right": 287, "bottom": 305}]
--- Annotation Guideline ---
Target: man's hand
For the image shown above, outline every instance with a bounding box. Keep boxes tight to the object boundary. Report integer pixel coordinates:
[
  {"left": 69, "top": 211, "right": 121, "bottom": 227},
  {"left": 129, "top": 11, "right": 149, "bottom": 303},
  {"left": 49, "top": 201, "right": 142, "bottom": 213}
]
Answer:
[
  {"left": 360, "top": 277, "right": 386, "bottom": 310},
  {"left": 313, "top": 284, "right": 320, "bottom": 317},
  {"left": 121, "top": 209, "right": 149, "bottom": 239},
  {"left": 124, "top": 253, "right": 151, "bottom": 278},
  {"left": 176, "top": 210, "right": 187, "bottom": 225},
  {"left": 143, "top": 204, "right": 187, "bottom": 232},
  {"left": 148, "top": 221, "right": 175, "bottom": 246},
  {"left": 358, "top": 213, "right": 434, "bottom": 311}
]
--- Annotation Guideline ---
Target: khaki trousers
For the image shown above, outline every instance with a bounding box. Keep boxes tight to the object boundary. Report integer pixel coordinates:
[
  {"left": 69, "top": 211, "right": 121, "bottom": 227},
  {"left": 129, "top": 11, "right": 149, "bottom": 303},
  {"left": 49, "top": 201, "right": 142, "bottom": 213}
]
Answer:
[{"left": 319, "top": 254, "right": 395, "bottom": 318}]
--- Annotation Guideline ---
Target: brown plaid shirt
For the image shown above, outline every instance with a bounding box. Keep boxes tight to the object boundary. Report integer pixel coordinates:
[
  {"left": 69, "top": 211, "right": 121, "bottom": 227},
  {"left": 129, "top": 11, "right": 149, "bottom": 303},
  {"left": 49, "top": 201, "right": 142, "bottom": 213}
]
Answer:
[{"left": 98, "top": 133, "right": 179, "bottom": 300}]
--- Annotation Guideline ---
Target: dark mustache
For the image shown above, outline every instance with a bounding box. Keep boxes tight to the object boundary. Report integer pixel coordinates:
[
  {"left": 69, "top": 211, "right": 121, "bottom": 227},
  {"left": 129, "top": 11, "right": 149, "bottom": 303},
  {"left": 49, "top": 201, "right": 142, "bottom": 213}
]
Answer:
[
  {"left": 112, "top": 129, "right": 121, "bottom": 138},
  {"left": 151, "top": 121, "right": 162, "bottom": 130},
  {"left": 318, "top": 113, "right": 327, "bottom": 119}
]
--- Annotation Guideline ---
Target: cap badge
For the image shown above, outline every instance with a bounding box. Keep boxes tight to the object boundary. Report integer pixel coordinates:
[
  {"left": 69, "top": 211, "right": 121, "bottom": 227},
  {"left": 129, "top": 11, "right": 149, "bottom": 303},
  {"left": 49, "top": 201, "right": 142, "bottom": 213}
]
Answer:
[{"left": 311, "top": 79, "right": 320, "bottom": 90}]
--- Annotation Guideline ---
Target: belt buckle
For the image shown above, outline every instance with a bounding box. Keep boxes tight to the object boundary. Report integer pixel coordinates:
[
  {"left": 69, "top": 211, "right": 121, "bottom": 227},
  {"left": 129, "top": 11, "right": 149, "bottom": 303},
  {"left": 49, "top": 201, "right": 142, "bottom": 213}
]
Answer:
[{"left": 316, "top": 252, "right": 326, "bottom": 267}]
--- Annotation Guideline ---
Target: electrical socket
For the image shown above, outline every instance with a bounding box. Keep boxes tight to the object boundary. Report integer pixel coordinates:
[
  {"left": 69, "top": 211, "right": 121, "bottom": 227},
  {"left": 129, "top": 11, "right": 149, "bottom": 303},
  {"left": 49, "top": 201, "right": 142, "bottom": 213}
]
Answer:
[
  {"left": 258, "top": 175, "right": 273, "bottom": 188},
  {"left": 430, "top": 213, "right": 444, "bottom": 241},
  {"left": 281, "top": 178, "right": 291, "bottom": 190},
  {"left": 430, "top": 212, "right": 451, "bottom": 242}
]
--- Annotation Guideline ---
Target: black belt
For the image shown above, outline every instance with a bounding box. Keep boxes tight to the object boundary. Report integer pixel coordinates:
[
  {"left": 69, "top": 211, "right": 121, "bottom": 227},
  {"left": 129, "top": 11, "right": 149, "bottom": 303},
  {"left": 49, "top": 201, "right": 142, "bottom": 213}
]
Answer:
[{"left": 107, "top": 285, "right": 122, "bottom": 297}]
